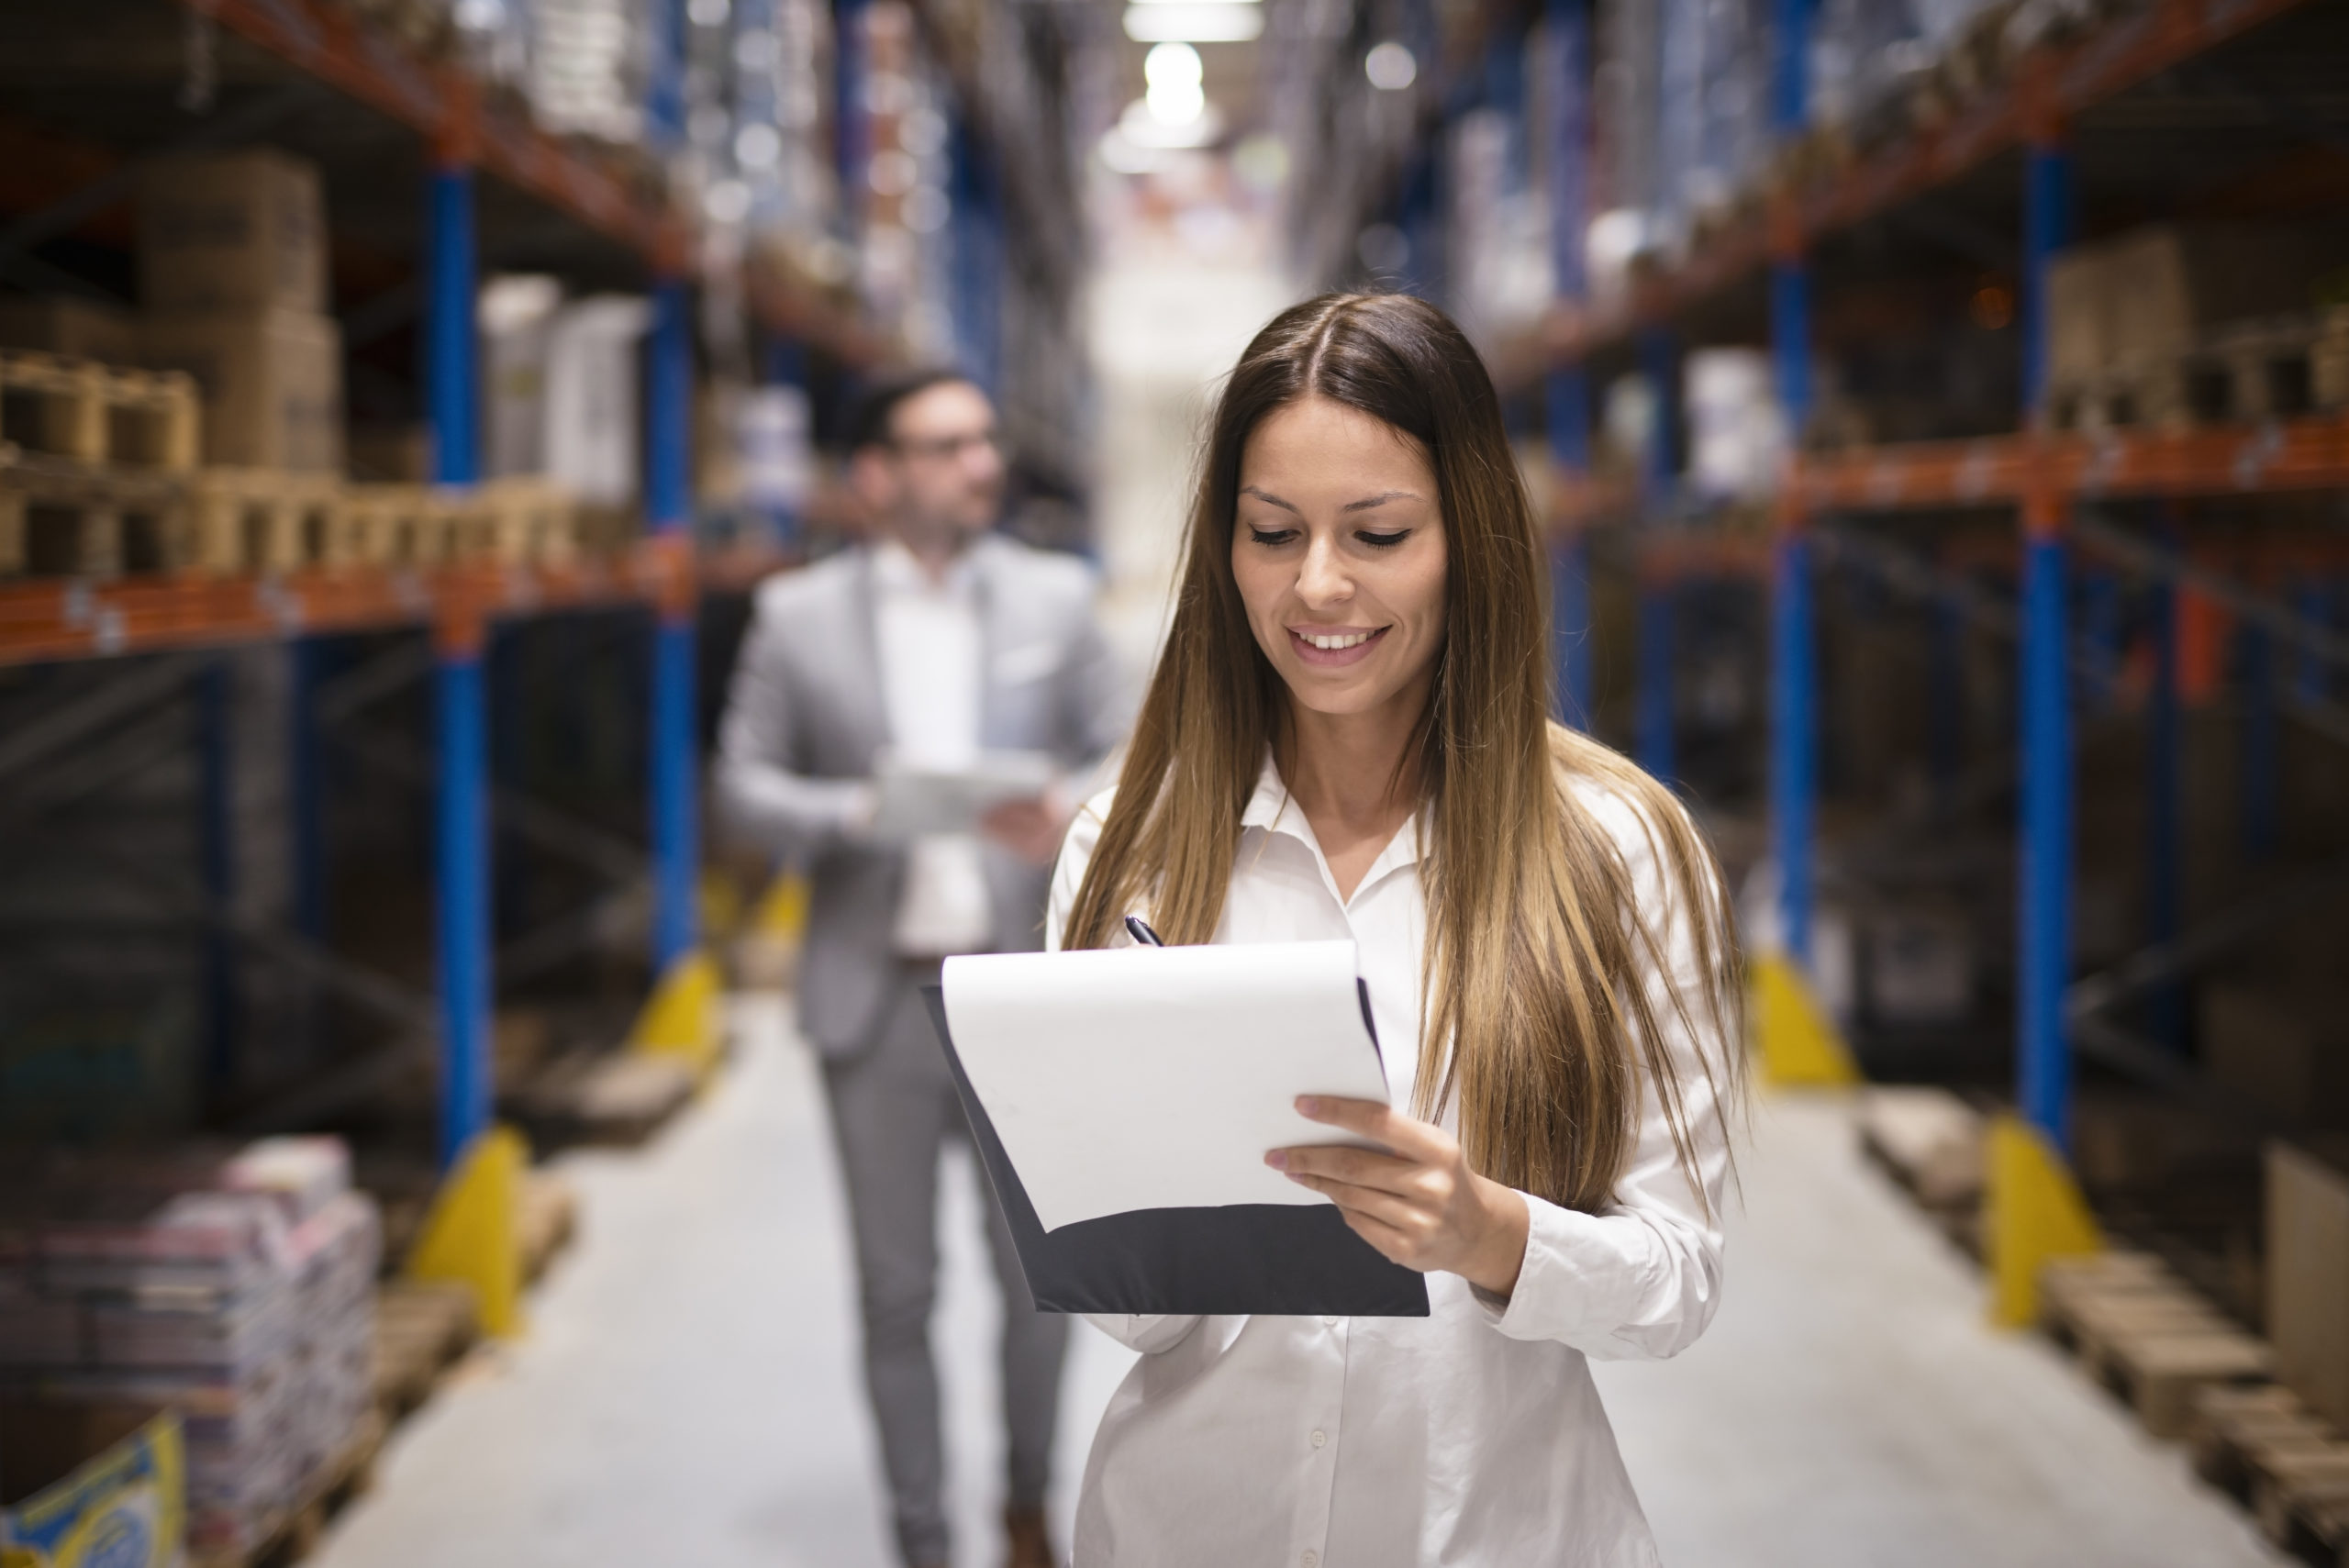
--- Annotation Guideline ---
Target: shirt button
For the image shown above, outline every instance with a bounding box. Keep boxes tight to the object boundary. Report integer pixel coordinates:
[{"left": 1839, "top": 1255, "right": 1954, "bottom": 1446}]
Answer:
[
  {"left": 1320, "top": 1316, "right": 1337, "bottom": 1328},
  {"left": 1309, "top": 1429, "right": 1327, "bottom": 1449},
  {"left": 1302, "top": 1553, "right": 1319, "bottom": 1568}
]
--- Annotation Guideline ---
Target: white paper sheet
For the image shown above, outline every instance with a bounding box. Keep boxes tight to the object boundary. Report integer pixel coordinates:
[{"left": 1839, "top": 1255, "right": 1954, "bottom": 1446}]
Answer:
[
  {"left": 940, "top": 940, "right": 1392, "bottom": 1231},
  {"left": 871, "top": 750, "right": 1057, "bottom": 839}
]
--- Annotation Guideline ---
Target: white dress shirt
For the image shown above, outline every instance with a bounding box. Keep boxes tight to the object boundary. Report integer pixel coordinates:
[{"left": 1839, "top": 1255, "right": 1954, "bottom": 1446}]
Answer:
[
  {"left": 1044, "top": 753, "right": 1733, "bottom": 1568},
  {"left": 872, "top": 540, "right": 994, "bottom": 956}
]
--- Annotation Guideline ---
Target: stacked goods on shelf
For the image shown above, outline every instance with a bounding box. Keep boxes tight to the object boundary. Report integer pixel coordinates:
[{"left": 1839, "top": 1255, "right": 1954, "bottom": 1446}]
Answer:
[
  {"left": 527, "top": 0, "right": 650, "bottom": 147},
  {"left": 0, "top": 1139, "right": 381, "bottom": 1562},
  {"left": 2043, "top": 223, "right": 2349, "bottom": 431},
  {"left": 0, "top": 296, "right": 140, "bottom": 365},
  {"left": 134, "top": 150, "right": 343, "bottom": 476}
]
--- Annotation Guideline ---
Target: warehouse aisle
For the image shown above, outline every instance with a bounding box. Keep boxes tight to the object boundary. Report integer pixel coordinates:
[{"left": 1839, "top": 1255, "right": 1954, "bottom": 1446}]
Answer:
[
  {"left": 1594, "top": 1092, "right": 2286, "bottom": 1568},
  {"left": 310, "top": 997, "right": 1133, "bottom": 1568},
  {"left": 310, "top": 1004, "right": 2285, "bottom": 1568}
]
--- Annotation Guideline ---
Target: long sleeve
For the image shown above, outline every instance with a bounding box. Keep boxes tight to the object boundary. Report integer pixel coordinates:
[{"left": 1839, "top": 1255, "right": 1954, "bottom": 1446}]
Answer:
[
  {"left": 713, "top": 595, "right": 874, "bottom": 858},
  {"left": 1476, "top": 785, "right": 1736, "bottom": 1362}
]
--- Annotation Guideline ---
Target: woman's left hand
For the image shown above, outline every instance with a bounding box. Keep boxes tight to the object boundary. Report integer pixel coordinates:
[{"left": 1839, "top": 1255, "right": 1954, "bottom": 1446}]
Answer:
[{"left": 1268, "top": 1097, "right": 1531, "bottom": 1299}]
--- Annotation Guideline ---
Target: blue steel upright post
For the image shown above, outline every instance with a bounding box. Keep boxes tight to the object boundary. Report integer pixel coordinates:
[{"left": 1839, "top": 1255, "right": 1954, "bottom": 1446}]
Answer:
[
  {"left": 1769, "top": 0, "right": 1817, "bottom": 967},
  {"left": 1545, "top": 0, "right": 1595, "bottom": 728},
  {"left": 2017, "top": 128, "right": 2076, "bottom": 1147},
  {"left": 428, "top": 154, "right": 491, "bottom": 1171},
  {"left": 648, "top": 277, "right": 700, "bottom": 973}
]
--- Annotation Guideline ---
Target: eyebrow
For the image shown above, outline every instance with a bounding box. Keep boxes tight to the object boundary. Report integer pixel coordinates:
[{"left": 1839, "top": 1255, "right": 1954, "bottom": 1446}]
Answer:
[
  {"left": 1239, "top": 485, "right": 1300, "bottom": 515},
  {"left": 1239, "top": 485, "right": 1422, "bottom": 515}
]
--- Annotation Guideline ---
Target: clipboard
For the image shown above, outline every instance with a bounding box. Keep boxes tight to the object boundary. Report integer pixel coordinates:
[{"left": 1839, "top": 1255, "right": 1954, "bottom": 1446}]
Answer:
[{"left": 921, "top": 985, "right": 1431, "bottom": 1318}]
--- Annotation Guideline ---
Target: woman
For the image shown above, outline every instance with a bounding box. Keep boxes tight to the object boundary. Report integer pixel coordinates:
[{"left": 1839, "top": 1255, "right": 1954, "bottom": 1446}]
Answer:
[{"left": 1046, "top": 293, "right": 1743, "bottom": 1566}]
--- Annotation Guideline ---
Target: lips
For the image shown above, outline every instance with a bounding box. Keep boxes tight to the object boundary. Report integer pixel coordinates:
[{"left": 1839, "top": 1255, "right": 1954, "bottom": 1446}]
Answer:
[{"left": 1288, "top": 626, "right": 1388, "bottom": 667}]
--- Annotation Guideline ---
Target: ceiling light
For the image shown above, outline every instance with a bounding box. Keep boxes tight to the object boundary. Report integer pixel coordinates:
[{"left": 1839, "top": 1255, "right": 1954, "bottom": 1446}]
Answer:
[
  {"left": 1143, "top": 41, "right": 1206, "bottom": 126},
  {"left": 1124, "top": 4, "right": 1264, "bottom": 42},
  {"left": 1365, "top": 40, "right": 1417, "bottom": 90},
  {"left": 1144, "top": 40, "right": 1203, "bottom": 86},
  {"left": 1119, "top": 96, "right": 1222, "bottom": 150}
]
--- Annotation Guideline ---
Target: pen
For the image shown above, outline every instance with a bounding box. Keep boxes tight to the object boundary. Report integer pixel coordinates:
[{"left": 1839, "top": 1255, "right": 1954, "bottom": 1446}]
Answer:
[{"left": 1124, "top": 915, "right": 1165, "bottom": 948}]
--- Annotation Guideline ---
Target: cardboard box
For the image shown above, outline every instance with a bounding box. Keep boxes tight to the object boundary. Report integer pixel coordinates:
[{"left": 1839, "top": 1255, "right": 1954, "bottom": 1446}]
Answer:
[
  {"left": 140, "top": 308, "right": 343, "bottom": 473},
  {"left": 2049, "top": 224, "right": 2332, "bottom": 383},
  {"left": 2044, "top": 247, "right": 2111, "bottom": 384},
  {"left": 0, "top": 1404, "right": 184, "bottom": 1568},
  {"left": 136, "top": 150, "right": 326, "bottom": 314},
  {"left": 2106, "top": 224, "right": 2319, "bottom": 364},
  {"left": 2268, "top": 1139, "right": 2349, "bottom": 1429},
  {"left": 0, "top": 295, "right": 139, "bottom": 365}
]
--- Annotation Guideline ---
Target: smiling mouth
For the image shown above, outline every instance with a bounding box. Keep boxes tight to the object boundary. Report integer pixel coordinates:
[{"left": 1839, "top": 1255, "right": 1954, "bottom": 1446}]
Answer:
[{"left": 1287, "top": 626, "right": 1388, "bottom": 665}]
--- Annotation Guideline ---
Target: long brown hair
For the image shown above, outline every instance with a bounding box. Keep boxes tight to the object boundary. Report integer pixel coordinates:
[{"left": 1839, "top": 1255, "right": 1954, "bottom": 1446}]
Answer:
[{"left": 1063, "top": 293, "right": 1742, "bottom": 1214}]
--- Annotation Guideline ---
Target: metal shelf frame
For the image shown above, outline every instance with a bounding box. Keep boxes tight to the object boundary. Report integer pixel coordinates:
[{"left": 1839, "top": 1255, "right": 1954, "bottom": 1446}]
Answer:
[
  {"left": 1522, "top": 0, "right": 2349, "bottom": 1154},
  {"left": 0, "top": 0, "right": 858, "bottom": 1169}
]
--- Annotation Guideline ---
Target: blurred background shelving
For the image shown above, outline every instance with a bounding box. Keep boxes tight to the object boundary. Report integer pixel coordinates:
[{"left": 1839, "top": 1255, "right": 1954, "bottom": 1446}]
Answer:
[{"left": 7, "top": 0, "right": 2349, "bottom": 1563}]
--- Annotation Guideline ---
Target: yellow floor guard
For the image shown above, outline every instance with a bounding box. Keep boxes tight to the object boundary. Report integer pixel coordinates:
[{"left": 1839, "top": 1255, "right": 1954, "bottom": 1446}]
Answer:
[
  {"left": 750, "top": 870, "right": 809, "bottom": 943},
  {"left": 1750, "top": 951, "right": 1861, "bottom": 1088},
  {"left": 628, "top": 950, "right": 722, "bottom": 1083},
  {"left": 406, "top": 1125, "right": 527, "bottom": 1339},
  {"left": 1985, "top": 1112, "right": 2104, "bottom": 1329}
]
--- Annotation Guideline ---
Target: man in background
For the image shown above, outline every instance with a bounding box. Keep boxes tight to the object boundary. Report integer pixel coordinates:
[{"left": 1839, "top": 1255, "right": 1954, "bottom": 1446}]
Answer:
[{"left": 715, "top": 370, "right": 1126, "bottom": 1568}]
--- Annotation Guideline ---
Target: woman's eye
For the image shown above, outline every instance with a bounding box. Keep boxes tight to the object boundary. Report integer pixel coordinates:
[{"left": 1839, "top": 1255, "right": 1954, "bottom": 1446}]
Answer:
[
  {"left": 1247, "top": 527, "right": 1299, "bottom": 547},
  {"left": 1356, "top": 529, "right": 1409, "bottom": 550}
]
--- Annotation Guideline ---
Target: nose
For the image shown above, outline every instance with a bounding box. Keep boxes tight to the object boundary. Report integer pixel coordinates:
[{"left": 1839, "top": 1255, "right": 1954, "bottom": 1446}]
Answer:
[{"left": 1295, "top": 531, "right": 1353, "bottom": 608}]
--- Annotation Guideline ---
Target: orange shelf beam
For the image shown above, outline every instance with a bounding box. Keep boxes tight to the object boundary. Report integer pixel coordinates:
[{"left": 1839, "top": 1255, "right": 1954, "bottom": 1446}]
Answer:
[
  {"left": 0, "top": 545, "right": 795, "bottom": 667},
  {"left": 1795, "top": 413, "right": 2349, "bottom": 511}
]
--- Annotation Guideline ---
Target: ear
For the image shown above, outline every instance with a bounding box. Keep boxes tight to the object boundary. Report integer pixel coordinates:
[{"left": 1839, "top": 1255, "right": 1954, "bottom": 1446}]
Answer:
[{"left": 848, "top": 446, "right": 896, "bottom": 514}]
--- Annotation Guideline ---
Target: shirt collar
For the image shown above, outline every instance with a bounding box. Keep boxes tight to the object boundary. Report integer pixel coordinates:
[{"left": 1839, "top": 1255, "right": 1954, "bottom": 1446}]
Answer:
[
  {"left": 872, "top": 537, "right": 980, "bottom": 599},
  {"left": 1239, "top": 751, "right": 1424, "bottom": 890}
]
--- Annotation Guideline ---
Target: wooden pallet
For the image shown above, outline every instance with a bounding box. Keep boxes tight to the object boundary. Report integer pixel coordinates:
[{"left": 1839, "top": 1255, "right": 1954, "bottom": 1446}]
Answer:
[
  {"left": 2194, "top": 1384, "right": 2349, "bottom": 1563},
  {"left": 0, "top": 348, "right": 198, "bottom": 471},
  {"left": 192, "top": 1409, "right": 383, "bottom": 1568},
  {"left": 477, "top": 476, "right": 584, "bottom": 568},
  {"left": 2052, "top": 309, "right": 2349, "bottom": 434},
  {"left": 371, "top": 1278, "right": 482, "bottom": 1420},
  {"left": 2039, "top": 1251, "right": 2271, "bottom": 1438},
  {"left": 337, "top": 484, "right": 462, "bottom": 568},
  {"left": 0, "top": 446, "right": 191, "bottom": 577},
  {"left": 185, "top": 469, "right": 346, "bottom": 574},
  {"left": 508, "top": 1051, "right": 697, "bottom": 1151},
  {"left": 1856, "top": 1086, "right": 1985, "bottom": 1209},
  {"left": 519, "top": 1170, "right": 579, "bottom": 1286}
]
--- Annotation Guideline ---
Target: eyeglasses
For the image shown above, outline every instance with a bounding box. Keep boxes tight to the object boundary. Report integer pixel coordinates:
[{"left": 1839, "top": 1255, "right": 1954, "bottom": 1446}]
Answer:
[{"left": 888, "top": 429, "right": 1004, "bottom": 463}]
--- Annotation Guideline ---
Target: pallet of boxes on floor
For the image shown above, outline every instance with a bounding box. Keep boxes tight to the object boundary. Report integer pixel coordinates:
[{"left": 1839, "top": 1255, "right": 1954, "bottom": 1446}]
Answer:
[{"left": 0, "top": 1138, "right": 379, "bottom": 1567}]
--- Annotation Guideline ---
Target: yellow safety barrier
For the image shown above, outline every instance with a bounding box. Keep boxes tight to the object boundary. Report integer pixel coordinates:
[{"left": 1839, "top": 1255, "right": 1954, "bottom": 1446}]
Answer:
[
  {"left": 750, "top": 870, "right": 809, "bottom": 942},
  {"left": 1750, "top": 951, "right": 1861, "bottom": 1087},
  {"left": 405, "top": 1125, "right": 527, "bottom": 1339},
  {"left": 1985, "top": 1112, "right": 2104, "bottom": 1328},
  {"left": 628, "top": 951, "right": 723, "bottom": 1083}
]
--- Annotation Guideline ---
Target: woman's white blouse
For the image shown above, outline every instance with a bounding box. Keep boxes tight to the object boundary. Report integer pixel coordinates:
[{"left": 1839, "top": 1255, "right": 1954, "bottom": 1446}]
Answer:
[{"left": 1045, "top": 757, "right": 1734, "bottom": 1568}]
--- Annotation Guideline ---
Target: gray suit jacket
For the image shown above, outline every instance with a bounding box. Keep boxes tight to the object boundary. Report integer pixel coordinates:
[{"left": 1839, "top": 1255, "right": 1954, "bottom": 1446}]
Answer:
[{"left": 714, "top": 534, "right": 1128, "bottom": 1057}]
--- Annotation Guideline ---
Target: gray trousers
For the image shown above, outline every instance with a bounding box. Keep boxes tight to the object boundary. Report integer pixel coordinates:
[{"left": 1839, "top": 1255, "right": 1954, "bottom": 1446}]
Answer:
[{"left": 821, "top": 971, "right": 1068, "bottom": 1567}]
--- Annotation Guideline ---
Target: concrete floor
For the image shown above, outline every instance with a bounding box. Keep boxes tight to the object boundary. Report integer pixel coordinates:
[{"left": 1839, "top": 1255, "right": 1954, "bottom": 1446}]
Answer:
[{"left": 311, "top": 1001, "right": 2287, "bottom": 1568}]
